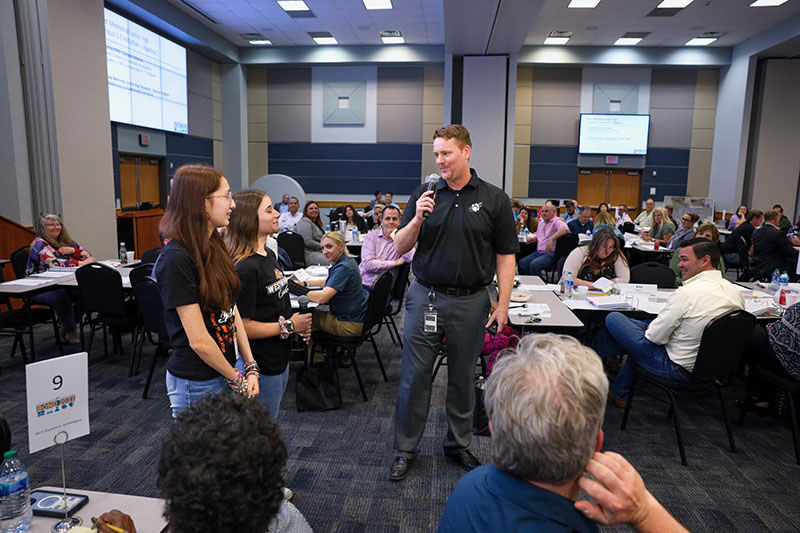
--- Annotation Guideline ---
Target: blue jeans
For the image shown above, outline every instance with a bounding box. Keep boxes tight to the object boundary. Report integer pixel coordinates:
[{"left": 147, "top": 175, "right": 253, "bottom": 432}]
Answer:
[
  {"left": 166, "top": 370, "right": 228, "bottom": 419},
  {"left": 236, "top": 358, "right": 289, "bottom": 422},
  {"left": 33, "top": 289, "right": 77, "bottom": 331},
  {"left": 605, "top": 313, "right": 689, "bottom": 400},
  {"left": 518, "top": 251, "right": 554, "bottom": 276}
]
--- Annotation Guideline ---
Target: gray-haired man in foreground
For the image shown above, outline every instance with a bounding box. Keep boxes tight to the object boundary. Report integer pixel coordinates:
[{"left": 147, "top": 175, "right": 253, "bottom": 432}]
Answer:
[{"left": 438, "top": 334, "right": 687, "bottom": 533}]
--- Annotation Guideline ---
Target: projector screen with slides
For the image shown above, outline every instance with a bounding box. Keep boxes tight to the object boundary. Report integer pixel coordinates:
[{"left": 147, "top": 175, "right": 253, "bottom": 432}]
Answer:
[
  {"left": 578, "top": 114, "right": 650, "bottom": 156},
  {"left": 103, "top": 8, "right": 188, "bottom": 134}
]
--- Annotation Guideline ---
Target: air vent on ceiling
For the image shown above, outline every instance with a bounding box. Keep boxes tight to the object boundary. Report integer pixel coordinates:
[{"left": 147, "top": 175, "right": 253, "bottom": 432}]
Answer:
[
  {"left": 178, "top": 0, "right": 218, "bottom": 24},
  {"left": 242, "top": 33, "right": 264, "bottom": 40},
  {"left": 380, "top": 30, "right": 402, "bottom": 38},
  {"left": 288, "top": 10, "right": 316, "bottom": 18},
  {"left": 647, "top": 7, "right": 681, "bottom": 16},
  {"left": 548, "top": 30, "right": 574, "bottom": 38},
  {"left": 699, "top": 31, "right": 727, "bottom": 38},
  {"left": 622, "top": 32, "right": 650, "bottom": 38}
]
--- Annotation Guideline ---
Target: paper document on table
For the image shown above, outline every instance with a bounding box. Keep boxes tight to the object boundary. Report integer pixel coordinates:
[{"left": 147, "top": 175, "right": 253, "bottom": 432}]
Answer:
[
  {"left": 510, "top": 303, "right": 551, "bottom": 318},
  {"left": 588, "top": 295, "right": 633, "bottom": 310},
  {"left": 617, "top": 283, "right": 658, "bottom": 296},
  {"left": 518, "top": 284, "right": 559, "bottom": 292},
  {"left": 590, "top": 277, "right": 615, "bottom": 293},
  {"left": 5, "top": 278, "right": 52, "bottom": 286},
  {"left": 746, "top": 298, "right": 780, "bottom": 316},
  {"left": 306, "top": 265, "right": 329, "bottom": 277},
  {"left": 30, "top": 271, "right": 72, "bottom": 279},
  {"left": 292, "top": 269, "right": 311, "bottom": 282}
]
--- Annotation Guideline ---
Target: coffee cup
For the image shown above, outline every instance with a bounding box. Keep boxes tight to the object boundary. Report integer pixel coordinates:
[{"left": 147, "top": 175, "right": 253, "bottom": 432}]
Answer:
[{"left": 126, "top": 251, "right": 135, "bottom": 263}]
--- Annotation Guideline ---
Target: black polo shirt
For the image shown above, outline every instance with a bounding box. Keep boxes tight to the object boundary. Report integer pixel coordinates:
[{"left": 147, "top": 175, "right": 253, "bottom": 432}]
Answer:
[{"left": 399, "top": 169, "right": 518, "bottom": 289}]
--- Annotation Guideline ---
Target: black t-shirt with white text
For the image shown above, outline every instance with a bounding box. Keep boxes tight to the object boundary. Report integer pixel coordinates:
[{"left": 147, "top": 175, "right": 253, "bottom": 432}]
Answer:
[{"left": 154, "top": 241, "right": 237, "bottom": 381}]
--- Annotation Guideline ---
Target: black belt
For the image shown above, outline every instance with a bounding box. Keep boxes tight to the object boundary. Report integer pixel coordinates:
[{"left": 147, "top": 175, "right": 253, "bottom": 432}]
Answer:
[{"left": 416, "top": 280, "right": 484, "bottom": 298}]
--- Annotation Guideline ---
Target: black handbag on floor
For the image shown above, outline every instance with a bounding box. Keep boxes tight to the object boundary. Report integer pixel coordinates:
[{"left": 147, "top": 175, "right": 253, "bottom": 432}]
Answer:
[
  {"left": 295, "top": 356, "right": 342, "bottom": 412},
  {"left": 473, "top": 375, "right": 490, "bottom": 436}
]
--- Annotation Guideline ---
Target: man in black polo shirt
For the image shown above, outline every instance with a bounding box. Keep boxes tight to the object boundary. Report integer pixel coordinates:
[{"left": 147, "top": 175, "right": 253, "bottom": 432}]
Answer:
[
  {"left": 389, "top": 124, "right": 519, "bottom": 481},
  {"left": 721, "top": 209, "right": 762, "bottom": 266}
]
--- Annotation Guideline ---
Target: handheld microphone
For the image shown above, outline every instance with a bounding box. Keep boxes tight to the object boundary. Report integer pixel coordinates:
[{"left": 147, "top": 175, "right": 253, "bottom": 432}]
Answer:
[
  {"left": 422, "top": 174, "right": 439, "bottom": 219},
  {"left": 297, "top": 295, "right": 312, "bottom": 314}
]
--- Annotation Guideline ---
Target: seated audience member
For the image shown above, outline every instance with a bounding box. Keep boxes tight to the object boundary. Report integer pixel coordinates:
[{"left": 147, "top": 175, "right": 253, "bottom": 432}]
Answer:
[
  {"left": 365, "top": 203, "right": 385, "bottom": 231},
  {"left": 559, "top": 200, "right": 578, "bottom": 223},
  {"left": 92, "top": 393, "right": 311, "bottom": 533},
  {"left": 594, "top": 211, "right": 623, "bottom": 238},
  {"left": 274, "top": 194, "right": 290, "bottom": 214},
  {"left": 342, "top": 204, "right": 367, "bottom": 234},
  {"left": 669, "top": 224, "right": 725, "bottom": 286},
  {"left": 511, "top": 199, "right": 526, "bottom": 221},
  {"left": 604, "top": 238, "right": 744, "bottom": 407},
  {"left": 277, "top": 196, "right": 302, "bottom": 231},
  {"left": 295, "top": 201, "right": 329, "bottom": 266},
  {"left": 516, "top": 207, "right": 537, "bottom": 235},
  {"left": 721, "top": 209, "right": 763, "bottom": 265},
  {"left": 597, "top": 202, "right": 609, "bottom": 216},
  {"left": 568, "top": 207, "right": 594, "bottom": 235},
  {"left": 384, "top": 192, "right": 400, "bottom": 209},
  {"left": 518, "top": 202, "right": 569, "bottom": 276},
  {"left": 634, "top": 198, "right": 655, "bottom": 228},
  {"left": 640, "top": 207, "right": 674, "bottom": 248},
  {"left": 615, "top": 204, "right": 633, "bottom": 228},
  {"left": 774, "top": 204, "right": 791, "bottom": 230},
  {"left": 562, "top": 228, "right": 630, "bottom": 288},
  {"left": 749, "top": 209, "right": 799, "bottom": 280},
  {"left": 728, "top": 204, "right": 748, "bottom": 230},
  {"left": 665, "top": 206, "right": 678, "bottom": 228},
  {"left": 788, "top": 222, "right": 800, "bottom": 247},
  {"left": 26, "top": 214, "right": 96, "bottom": 344},
  {"left": 667, "top": 212, "right": 700, "bottom": 250},
  {"left": 369, "top": 189, "right": 383, "bottom": 209},
  {"left": 359, "top": 206, "right": 414, "bottom": 289},
  {"left": 438, "top": 334, "right": 687, "bottom": 533}
]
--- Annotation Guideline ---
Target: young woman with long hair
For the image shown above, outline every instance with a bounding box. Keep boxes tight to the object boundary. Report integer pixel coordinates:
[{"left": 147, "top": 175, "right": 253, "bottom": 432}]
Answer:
[
  {"left": 641, "top": 207, "right": 675, "bottom": 247},
  {"left": 226, "top": 189, "right": 312, "bottom": 420},
  {"left": 155, "top": 164, "right": 258, "bottom": 418},
  {"left": 561, "top": 228, "right": 630, "bottom": 289},
  {"left": 343, "top": 204, "right": 367, "bottom": 233}
]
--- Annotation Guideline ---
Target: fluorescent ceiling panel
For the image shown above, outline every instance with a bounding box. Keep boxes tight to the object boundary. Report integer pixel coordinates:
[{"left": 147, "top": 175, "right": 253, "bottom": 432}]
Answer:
[
  {"left": 685, "top": 37, "right": 716, "bottom": 46},
  {"left": 363, "top": 0, "right": 393, "bottom": 9},
  {"left": 248, "top": 39, "right": 272, "bottom": 45},
  {"left": 381, "top": 36, "right": 405, "bottom": 44},
  {"left": 313, "top": 37, "right": 338, "bottom": 45},
  {"left": 657, "top": 0, "right": 694, "bottom": 6},
  {"left": 614, "top": 37, "right": 642, "bottom": 45},
  {"left": 749, "top": 0, "right": 788, "bottom": 6},
  {"left": 277, "top": 1, "right": 309, "bottom": 11},
  {"left": 568, "top": 0, "right": 601, "bottom": 7},
  {"left": 544, "top": 37, "right": 570, "bottom": 45}
]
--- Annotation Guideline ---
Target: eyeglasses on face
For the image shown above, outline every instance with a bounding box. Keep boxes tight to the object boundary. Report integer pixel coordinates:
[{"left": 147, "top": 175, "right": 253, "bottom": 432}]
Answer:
[
  {"left": 207, "top": 191, "right": 233, "bottom": 200},
  {"left": 44, "top": 223, "right": 62, "bottom": 227}
]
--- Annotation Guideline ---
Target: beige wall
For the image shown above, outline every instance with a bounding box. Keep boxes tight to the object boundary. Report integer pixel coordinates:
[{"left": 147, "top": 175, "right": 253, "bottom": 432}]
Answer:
[
  {"left": 47, "top": 0, "right": 116, "bottom": 258},
  {"left": 512, "top": 66, "right": 533, "bottom": 198},
  {"left": 421, "top": 66, "right": 445, "bottom": 181},
  {"left": 687, "top": 70, "right": 718, "bottom": 196},
  {"left": 247, "top": 67, "right": 268, "bottom": 184}
]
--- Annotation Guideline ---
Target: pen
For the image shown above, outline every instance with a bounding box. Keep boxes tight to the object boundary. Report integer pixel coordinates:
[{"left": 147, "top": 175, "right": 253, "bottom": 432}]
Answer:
[{"left": 91, "top": 517, "right": 128, "bottom": 533}]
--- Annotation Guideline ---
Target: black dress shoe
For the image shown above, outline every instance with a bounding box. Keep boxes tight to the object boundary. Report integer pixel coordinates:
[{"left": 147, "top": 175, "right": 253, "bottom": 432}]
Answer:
[
  {"left": 337, "top": 355, "right": 352, "bottom": 368},
  {"left": 389, "top": 455, "right": 415, "bottom": 481},
  {"left": 446, "top": 450, "right": 481, "bottom": 471}
]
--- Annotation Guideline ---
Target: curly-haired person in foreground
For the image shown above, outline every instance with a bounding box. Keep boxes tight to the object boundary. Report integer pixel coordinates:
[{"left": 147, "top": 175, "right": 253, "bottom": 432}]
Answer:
[
  {"left": 92, "top": 393, "right": 312, "bottom": 533},
  {"left": 438, "top": 333, "right": 687, "bottom": 533}
]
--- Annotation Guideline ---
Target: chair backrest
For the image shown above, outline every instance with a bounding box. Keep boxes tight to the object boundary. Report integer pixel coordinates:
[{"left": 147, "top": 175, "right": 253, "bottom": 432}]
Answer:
[
  {"left": 362, "top": 272, "right": 394, "bottom": 336},
  {"left": 10, "top": 246, "right": 29, "bottom": 279},
  {"left": 621, "top": 222, "right": 636, "bottom": 234},
  {"left": 129, "top": 263, "right": 155, "bottom": 288},
  {"left": 276, "top": 232, "right": 306, "bottom": 269},
  {"left": 140, "top": 247, "right": 162, "bottom": 264},
  {"left": 391, "top": 262, "right": 412, "bottom": 303},
  {"left": 133, "top": 278, "right": 169, "bottom": 339},
  {"left": 554, "top": 233, "right": 579, "bottom": 262},
  {"left": 75, "top": 263, "right": 126, "bottom": 317},
  {"left": 556, "top": 256, "right": 568, "bottom": 279},
  {"left": 0, "top": 416, "right": 10, "bottom": 456},
  {"left": 630, "top": 261, "right": 676, "bottom": 288},
  {"left": 691, "top": 309, "right": 756, "bottom": 384}
]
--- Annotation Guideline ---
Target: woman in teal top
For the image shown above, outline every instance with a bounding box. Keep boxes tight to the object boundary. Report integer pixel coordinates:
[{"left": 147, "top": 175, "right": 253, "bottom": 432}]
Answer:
[
  {"left": 642, "top": 207, "right": 675, "bottom": 248},
  {"left": 669, "top": 223, "right": 726, "bottom": 286}
]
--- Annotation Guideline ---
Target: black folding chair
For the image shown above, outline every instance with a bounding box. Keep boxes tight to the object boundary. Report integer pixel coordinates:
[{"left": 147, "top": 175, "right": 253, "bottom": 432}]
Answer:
[
  {"left": 0, "top": 416, "right": 10, "bottom": 455},
  {"left": 620, "top": 309, "right": 756, "bottom": 465},
  {"left": 132, "top": 278, "right": 170, "bottom": 399},
  {"left": 75, "top": 263, "right": 138, "bottom": 362},
  {"left": 546, "top": 233, "right": 579, "bottom": 283},
  {"left": 140, "top": 247, "right": 162, "bottom": 265},
  {"left": 309, "top": 272, "right": 392, "bottom": 402},
  {"left": 277, "top": 232, "right": 306, "bottom": 270},
  {"left": 384, "top": 262, "right": 411, "bottom": 347},
  {"left": 630, "top": 261, "right": 676, "bottom": 288},
  {"left": 129, "top": 263, "right": 155, "bottom": 288},
  {"left": 621, "top": 222, "right": 636, "bottom": 234}
]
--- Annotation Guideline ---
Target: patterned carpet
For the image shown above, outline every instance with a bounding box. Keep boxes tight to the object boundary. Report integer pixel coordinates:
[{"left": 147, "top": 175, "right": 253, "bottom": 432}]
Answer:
[{"left": 2, "top": 315, "right": 800, "bottom": 532}]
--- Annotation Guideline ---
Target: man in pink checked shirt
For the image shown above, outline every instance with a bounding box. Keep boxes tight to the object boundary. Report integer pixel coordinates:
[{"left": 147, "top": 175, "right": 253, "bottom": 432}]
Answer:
[
  {"left": 359, "top": 205, "right": 415, "bottom": 289},
  {"left": 518, "top": 201, "right": 569, "bottom": 276}
]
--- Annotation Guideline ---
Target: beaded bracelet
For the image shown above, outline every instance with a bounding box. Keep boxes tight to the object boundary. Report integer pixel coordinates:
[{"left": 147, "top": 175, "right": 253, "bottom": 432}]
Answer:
[
  {"left": 226, "top": 368, "right": 246, "bottom": 394},
  {"left": 278, "top": 316, "right": 290, "bottom": 340},
  {"left": 244, "top": 361, "right": 259, "bottom": 378}
]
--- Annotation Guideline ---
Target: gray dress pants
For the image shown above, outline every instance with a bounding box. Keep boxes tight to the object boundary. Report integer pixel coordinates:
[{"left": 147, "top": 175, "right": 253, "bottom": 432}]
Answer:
[{"left": 393, "top": 280, "right": 490, "bottom": 456}]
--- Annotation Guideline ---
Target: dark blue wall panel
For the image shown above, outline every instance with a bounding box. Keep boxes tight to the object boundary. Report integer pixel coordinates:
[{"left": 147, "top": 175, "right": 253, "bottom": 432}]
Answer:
[
  {"left": 529, "top": 145, "right": 578, "bottom": 199},
  {"left": 642, "top": 148, "right": 689, "bottom": 202},
  {"left": 268, "top": 142, "right": 422, "bottom": 195}
]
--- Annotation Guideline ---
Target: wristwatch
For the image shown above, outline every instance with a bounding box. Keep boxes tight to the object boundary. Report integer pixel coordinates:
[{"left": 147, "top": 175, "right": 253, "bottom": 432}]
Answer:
[
  {"left": 278, "top": 316, "right": 294, "bottom": 339},
  {"left": 285, "top": 318, "right": 295, "bottom": 334}
]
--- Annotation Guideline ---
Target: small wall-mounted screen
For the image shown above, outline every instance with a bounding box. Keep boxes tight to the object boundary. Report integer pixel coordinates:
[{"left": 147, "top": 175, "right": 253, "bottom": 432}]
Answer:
[
  {"left": 104, "top": 8, "right": 188, "bottom": 134},
  {"left": 578, "top": 114, "right": 650, "bottom": 156}
]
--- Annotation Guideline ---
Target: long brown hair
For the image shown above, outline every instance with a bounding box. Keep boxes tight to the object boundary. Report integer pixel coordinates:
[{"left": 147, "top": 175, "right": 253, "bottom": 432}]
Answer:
[
  {"left": 159, "top": 164, "right": 240, "bottom": 311},
  {"left": 583, "top": 228, "right": 627, "bottom": 276},
  {"left": 226, "top": 190, "right": 267, "bottom": 265},
  {"left": 304, "top": 201, "right": 323, "bottom": 230},
  {"left": 37, "top": 214, "right": 75, "bottom": 250}
]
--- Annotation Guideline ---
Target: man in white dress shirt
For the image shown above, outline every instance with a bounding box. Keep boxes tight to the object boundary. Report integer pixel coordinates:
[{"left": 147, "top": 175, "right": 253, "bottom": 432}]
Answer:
[{"left": 278, "top": 197, "right": 303, "bottom": 231}]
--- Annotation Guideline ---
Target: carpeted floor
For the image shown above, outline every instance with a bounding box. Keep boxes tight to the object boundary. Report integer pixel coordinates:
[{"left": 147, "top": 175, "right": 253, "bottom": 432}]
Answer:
[{"left": 2, "top": 314, "right": 800, "bottom": 532}]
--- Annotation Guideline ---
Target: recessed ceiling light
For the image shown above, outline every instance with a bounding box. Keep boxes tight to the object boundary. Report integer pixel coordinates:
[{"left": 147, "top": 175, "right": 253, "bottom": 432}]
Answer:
[
  {"left": 568, "top": 0, "right": 601, "bottom": 7},
  {"left": 750, "top": 0, "right": 788, "bottom": 6},
  {"left": 248, "top": 39, "right": 272, "bottom": 45},
  {"left": 363, "top": 0, "right": 393, "bottom": 9},
  {"left": 685, "top": 37, "right": 716, "bottom": 46},
  {"left": 381, "top": 36, "right": 404, "bottom": 44},
  {"left": 544, "top": 37, "right": 570, "bottom": 45},
  {"left": 313, "top": 37, "right": 338, "bottom": 45},
  {"left": 614, "top": 37, "right": 642, "bottom": 45},
  {"left": 657, "top": 0, "right": 693, "bottom": 7},
  {"left": 277, "top": 1, "right": 309, "bottom": 12}
]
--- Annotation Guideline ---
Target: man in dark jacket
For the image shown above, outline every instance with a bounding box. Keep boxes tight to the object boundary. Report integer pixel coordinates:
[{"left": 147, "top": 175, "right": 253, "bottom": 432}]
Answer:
[
  {"left": 749, "top": 210, "right": 798, "bottom": 279},
  {"left": 721, "top": 209, "right": 762, "bottom": 265}
]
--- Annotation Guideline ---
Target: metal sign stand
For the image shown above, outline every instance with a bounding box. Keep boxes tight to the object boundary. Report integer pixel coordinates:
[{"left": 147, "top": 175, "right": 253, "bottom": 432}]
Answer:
[{"left": 50, "top": 431, "right": 82, "bottom": 533}]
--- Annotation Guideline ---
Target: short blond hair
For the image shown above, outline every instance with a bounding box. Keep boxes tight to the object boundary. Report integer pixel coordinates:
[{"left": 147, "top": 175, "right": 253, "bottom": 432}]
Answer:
[{"left": 321, "top": 231, "right": 349, "bottom": 256}]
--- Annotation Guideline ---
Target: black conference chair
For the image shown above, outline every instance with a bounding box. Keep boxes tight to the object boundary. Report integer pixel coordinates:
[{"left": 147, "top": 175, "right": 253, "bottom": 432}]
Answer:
[
  {"left": 140, "top": 247, "right": 162, "bottom": 265},
  {"left": 128, "top": 262, "right": 155, "bottom": 375},
  {"left": 621, "top": 222, "right": 636, "bottom": 235},
  {"left": 384, "top": 262, "right": 411, "bottom": 347},
  {"left": 0, "top": 416, "right": 10, "bottom": 456},
  {"left": 309, "top": 272, "right": 392, "bottom": 402},
  {"left": 620, "top": 309, "right": 756, "bottom": 466},
  {"left": 277, "top": 232, "right": 306, "bottom": 270},
  {"left": 546, "top": 233, "right": 579, "bottom": 283},
  {"left": 629, "top": 261, "right": 676, "bottom": 288},
  {"left": 725, "top": 236, "right": 749, "bottom": 279},
  {"left": 75, "top": 262, "right": 138, "bottom": 361},
  {"left": 132, "top": 278, "right": 170, "bottom": 399}
]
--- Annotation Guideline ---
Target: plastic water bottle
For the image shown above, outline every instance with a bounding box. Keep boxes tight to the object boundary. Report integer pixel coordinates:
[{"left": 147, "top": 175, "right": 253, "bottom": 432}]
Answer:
[
  {"left": 779, "top": 271, "right": 790, "bottom": 294},
  {"left": 565, "top": 272, "right": 574, "bottom": 299},
  {"left": 523, "top": 227, "right": 530, "bottom": 240},
  {"left": 119, "top": 242, "right": 127, "bottom": 264},
  {"left": 586, "top": 229, "right": 592, "bottom": 237},
  {"left": 770, "top": 269, "right": 780, "bottom": 294},
  {"left": 559, "top": 271, "right": 566, "bottom": 294},
  {"left": 352, "top": 229, "right": 358, "bottom": 243},
  {"left": 0, "top": 451, "right": 32, "bottom": 532},
  {"left": 325, "top": 224, "right": 330, "bottom": 232}
]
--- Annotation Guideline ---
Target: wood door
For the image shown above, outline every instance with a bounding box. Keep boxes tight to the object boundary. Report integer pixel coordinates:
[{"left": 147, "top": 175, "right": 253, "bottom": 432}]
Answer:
[
  {"left": 138, "top": 159, "right": 160, "bottom": 204},
  {"left": 120, "top": 157, "right": 138, "bottom": 208},
  {"left": 577, "top": 170, "right": 608, "bottom": 207},
  {"left": 609, "top": 170, "right": 640, "bottom": 209}
]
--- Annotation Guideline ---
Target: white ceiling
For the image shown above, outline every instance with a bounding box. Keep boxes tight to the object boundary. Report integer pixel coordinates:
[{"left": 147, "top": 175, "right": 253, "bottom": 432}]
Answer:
[{"left": 164, "top": 0, "right": 800, "bottom": 50}]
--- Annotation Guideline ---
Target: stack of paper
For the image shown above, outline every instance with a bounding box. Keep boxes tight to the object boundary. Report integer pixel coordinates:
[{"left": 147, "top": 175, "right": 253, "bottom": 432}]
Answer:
[
  {"left": 745, "top": 299, "right": 779, "bottom": 316},
  {"left": 588, "top": 295, "right": 633, "bottom": 310},
  {"left": 590, "top": 277, "right": 615, "bottom": 293},
  {"left": 511, "top": 303, "right": 552, "bottom": 318}
]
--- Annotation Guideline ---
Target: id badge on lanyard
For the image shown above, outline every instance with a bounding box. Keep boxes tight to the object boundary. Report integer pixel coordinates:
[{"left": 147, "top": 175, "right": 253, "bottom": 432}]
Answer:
[{"left": 424, "top": 287, "right": 438, "bottom": 333}]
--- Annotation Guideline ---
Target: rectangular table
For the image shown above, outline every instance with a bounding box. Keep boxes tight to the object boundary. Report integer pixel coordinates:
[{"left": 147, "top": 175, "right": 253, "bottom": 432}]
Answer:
[{"left": 508, "top": 290, "right": 584, "bottom": 329}]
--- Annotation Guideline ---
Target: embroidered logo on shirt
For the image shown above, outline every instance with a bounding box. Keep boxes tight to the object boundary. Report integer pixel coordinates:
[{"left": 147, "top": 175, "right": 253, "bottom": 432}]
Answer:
[{"left": 469, "top": 202, "right": 483, "bottom": 213}]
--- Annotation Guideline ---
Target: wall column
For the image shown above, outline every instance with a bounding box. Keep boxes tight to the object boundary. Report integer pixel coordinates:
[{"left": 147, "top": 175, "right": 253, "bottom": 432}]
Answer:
[{"left": 221, "top": 63, "right": 248, "bottom": 192}]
